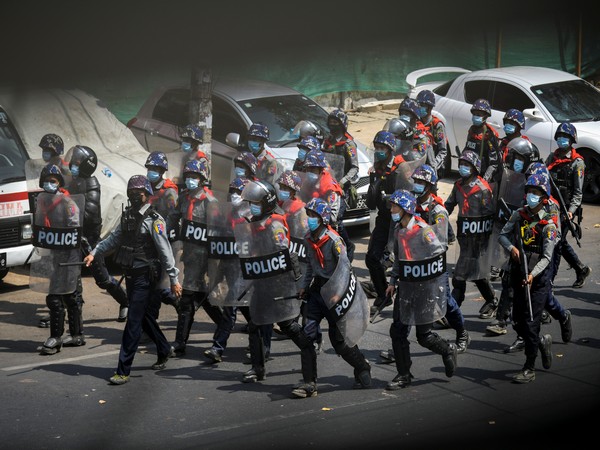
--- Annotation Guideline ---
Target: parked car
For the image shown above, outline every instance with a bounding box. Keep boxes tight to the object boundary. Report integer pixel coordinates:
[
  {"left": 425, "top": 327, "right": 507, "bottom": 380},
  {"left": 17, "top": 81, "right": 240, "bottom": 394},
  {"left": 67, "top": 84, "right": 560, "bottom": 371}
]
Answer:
[
  {"left": 0, "top": 88, "right": 150, "bottom": 279},
  {"left": 406, "top": 66, "right": 600, "bottom": 202},
  {"left": 127, "top": 78, "right": 372, "bottom": 226}
]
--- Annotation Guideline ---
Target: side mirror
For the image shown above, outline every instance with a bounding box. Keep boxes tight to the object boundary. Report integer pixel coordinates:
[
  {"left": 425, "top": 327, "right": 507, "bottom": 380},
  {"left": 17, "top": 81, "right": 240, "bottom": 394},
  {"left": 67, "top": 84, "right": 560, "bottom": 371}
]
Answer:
[
  {"left": 522, "top": 108, "right": 545, "bottom": 122},
  {"left": 226, "top": 132, "right": 241, "bottom": 148}
]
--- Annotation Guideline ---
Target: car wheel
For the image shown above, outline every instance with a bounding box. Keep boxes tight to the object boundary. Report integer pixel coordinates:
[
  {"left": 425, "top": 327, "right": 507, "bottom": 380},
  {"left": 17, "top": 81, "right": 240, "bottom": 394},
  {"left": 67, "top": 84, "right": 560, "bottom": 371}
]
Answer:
[{"left": 579, "top": 148, "right": 600, "bottom": 203}]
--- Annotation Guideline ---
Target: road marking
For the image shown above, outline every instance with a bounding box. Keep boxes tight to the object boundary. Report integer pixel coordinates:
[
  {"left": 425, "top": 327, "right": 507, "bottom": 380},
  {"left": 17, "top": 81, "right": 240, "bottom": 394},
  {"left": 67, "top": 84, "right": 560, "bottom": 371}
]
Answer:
[{"left": 1, "top": 351, "right": 118, "bottom": 372}]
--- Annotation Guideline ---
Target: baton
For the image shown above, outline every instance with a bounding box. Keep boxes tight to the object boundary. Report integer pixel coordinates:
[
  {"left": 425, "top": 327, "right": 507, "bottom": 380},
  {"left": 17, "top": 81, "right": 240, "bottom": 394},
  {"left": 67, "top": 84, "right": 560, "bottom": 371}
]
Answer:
[
  {"left": 274, "top": 295, "right": 301, "bottom": 301},
  {"left": 59, "top": 261, "right": 87, "bottom": 267},
  {"left": 370, "top": 292, "right": 393, "bottom": 323}
]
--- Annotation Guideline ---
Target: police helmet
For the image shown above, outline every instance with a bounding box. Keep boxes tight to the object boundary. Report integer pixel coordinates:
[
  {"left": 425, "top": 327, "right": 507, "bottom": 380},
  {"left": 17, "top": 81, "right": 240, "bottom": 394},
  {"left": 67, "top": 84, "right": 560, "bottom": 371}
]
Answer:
[
  {"left": 373, "top": 130, "right": 396, "bottom": 152},
  {"left": 68, "top": 145, "right": 98, "bottom": 177},
  {"left": 144, "top": 151, "right": 169, "bottom": 171},
  {"left": 305, "top": 197, "right": 332, "bottom": 226},
  {"left": 384, "top": 117, "right": 413, "bottom": 140},
  {"left": 180, "top": 124, "right": 204, "bottom": 143},
  {"left": 39, "top": 164, "right": 65, "bottom": 188},
  {"left": 39, "top": 133, "right": 65, "bottom": 155},
  {"left": 470, "top": 99, "right": 492, "bottom": 117},
  {"left": 328, "top": 109, "right": 348, "bottom": 131},
  {"left": 234, "top": 152, "right": 258, "bottom": 176},
  {"left": 506, "top": 137, "right": 535, "bottom": 169},
  {"left": 459, "top": 149, "right": 482, "bottom": 174},
  {"left": 229, "top": 176, "right": 250, "bottom": 194},
  {"left": 127, "top": 174, "right": 153, "bottom": 196},
  {"left": 416, "top": 90, "right": 436, "bottom": 107},
  {"left": 241, "top": 180, "right": 279, "bottom": 215},
  {"left": 411, "top": 164, "right": 438, "bottom": 186},
  {"left": 554, "top": 122, "right": 577, "bottom": 144},
  {"left": 247, "top": 123, "right": 270, "bottom": 141},
  {"left": 525, "top": 173, "right": 551, "bottom": 198},
  {"left": 398, "top": 98, "right": 420, "bottom": 120},
  {"left": 298, "top": 136, "right": 321, "bottom": 153},
  {"left": 503, "top": 109, "right": 525, "bottom": 129},
  {"left": 303, "top": 150, "right": 327, "bottom": 169},
  {"left": 388, "top": 189, "right": 417, "bottom": 215},
  {"left": 277, "top": 170, "right": 302, "bottom": 193},
  {"left": 183, "top": 159, "right": 210, "bottom": 182}
]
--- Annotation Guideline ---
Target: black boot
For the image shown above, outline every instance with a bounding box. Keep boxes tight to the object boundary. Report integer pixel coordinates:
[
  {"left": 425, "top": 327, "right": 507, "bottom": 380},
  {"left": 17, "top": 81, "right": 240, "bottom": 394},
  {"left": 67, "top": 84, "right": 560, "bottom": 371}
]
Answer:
[
  {"left": 504, "top": 336, "right": 525, "bottom": 353},
  {"left": 421, "top": 332, "right": 457, "bottom": 378},
  {"left": 341, "top": 346, "right": 371, "bottom": 389},
  {"left": 172, "top": 308, "right": 194, "bottom": 355},
  {"left": 455, "top": 328, "right": 471, "bottom": 354},
  {"left": 386, "top": 343, "right": 412, "bottom": 390},
  {"left": 538, "top": 334, "right": 553, "bottom": 370},
  {"left": 573, "top": 265, "right": 591, "bottom": 288},
  {"left": 64, "top": 298, "right": 85, "bottom": 347}
]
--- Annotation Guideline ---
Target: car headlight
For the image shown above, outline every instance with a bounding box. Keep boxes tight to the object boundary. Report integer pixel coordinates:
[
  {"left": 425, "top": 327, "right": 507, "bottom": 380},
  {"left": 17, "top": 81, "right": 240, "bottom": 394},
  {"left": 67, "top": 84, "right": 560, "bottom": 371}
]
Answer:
[{"left": 22, "top": 223, "right": 33, "bottom": 240}]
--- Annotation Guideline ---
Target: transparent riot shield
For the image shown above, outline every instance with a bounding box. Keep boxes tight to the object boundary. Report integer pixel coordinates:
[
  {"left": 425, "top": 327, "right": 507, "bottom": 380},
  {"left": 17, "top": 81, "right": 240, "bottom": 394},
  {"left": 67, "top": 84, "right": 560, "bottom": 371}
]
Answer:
[
  {"left": 320, "top": 251, "right": 369, "bottom": 347},
  {"left": 29, "top": 193, "right": 84, "bottom": 294},
  {"left": 283, "top": 199, "right": 308, "bottom": 289},
  {"left": 256, "top": 157, "right": 283, "bottom": 186},
  {"left": 297, "top": 172, "right": 320, "bottom": 204},
  {"left": 395, "top": 155, "right": 425, "bottom": 191},
  {"left": 234, "top": 218, "right": 300, "bottom": 326},
  {"left": 207, "top": 202, "right": 250, "bottom": 307},
  {"left": 322, "top": 152, "right": 345, "bottom": 184},
  {"left": 395, "top": 221, "right": 448, "bottom": 325},
  {"left": 454, "top": 212, "right": 495, "bottom": 281}
]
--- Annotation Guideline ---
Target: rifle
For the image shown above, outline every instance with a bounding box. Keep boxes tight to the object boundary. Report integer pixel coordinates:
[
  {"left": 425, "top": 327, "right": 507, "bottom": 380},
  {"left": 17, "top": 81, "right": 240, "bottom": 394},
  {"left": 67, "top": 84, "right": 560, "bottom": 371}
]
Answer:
[
  {"left": 500, "top": 199, "right": 533, "bottom": 322},
  {"left": 370, "top": 291, "right": 393, "bottom": 323},
  {"left": 548, "top": 176, "right": 582, "bottom": 247}
]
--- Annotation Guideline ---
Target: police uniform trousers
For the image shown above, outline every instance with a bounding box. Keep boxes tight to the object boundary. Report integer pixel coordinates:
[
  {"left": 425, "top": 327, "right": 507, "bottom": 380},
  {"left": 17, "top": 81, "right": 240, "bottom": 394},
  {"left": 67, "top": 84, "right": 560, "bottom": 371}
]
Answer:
[
  {"left": 86, "top": 235, "right": 128, "bottom": 308},
  {"left": 365, "top": 214, "right": 392, "bottom": 300}
]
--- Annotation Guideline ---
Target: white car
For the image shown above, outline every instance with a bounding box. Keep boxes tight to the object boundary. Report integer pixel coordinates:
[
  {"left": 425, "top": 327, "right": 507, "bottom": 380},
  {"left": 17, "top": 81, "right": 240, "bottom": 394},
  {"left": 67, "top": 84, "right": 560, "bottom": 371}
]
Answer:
[
  {"left": 406, "top": 66, "right": 600, "bottom": 202},
  {"left": 126, "top": 78, "right": 372, "bottom": 226}
]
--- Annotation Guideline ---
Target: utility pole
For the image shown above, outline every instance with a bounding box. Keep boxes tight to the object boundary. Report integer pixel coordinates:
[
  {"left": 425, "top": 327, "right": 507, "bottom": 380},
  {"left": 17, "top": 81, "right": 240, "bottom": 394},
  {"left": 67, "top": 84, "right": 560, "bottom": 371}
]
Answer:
[{"left": 189, "top": 63, "right": 213, "bottom": 162}]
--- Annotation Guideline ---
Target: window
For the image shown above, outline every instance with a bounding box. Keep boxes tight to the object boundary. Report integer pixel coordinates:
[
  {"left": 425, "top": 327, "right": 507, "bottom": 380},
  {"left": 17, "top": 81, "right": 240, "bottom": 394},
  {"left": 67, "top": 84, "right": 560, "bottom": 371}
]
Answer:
[
  {"left": 0, "top": 109, "right": 28, "bottom": 183},
  {"left": 152, "top": 89, "right": 190, "bottom": 127},
  {"left": 212, "top": 97, "right": 247, "bottom": 143}
]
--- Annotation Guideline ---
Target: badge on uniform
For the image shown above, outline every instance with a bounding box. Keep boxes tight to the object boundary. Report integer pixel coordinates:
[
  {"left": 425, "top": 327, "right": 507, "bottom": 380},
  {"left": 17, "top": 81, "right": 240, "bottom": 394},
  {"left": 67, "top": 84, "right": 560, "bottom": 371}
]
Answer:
[
  {"left": 273, "top": 227, "right": 286, "bottom": 245},
  {"left": 547, "top": 228, "right": 557, "bottom": 241},
  {"left": 154, "top": 220, "right": 165, "bottom": 235},
  {"left": 423, "top": 228, "right": 436, "bottom": 244},
  {"left": 327, "top": 192, "right": 337, "bottom": 204},
  {"left": 334, "top": 240, "right": 342, "bottom": 255}
]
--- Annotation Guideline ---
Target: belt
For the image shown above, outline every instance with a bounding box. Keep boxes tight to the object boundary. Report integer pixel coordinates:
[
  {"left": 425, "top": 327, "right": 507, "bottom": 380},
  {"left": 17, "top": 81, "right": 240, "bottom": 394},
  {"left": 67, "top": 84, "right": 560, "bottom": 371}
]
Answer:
[{"left": 124, "top": 266, "right": 151, "bottom": 277}]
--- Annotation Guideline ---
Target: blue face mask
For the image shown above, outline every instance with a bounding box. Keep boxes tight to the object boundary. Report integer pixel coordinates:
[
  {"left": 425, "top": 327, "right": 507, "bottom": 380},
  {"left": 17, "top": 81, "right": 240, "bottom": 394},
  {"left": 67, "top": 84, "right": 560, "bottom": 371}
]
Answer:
[
  {"left": 306, "top": 172, "right": 319, "bottom": 183},
  {"left": 526, "top": 193, "right": 541, "bottom": 209},
  {"left": 147, "top": 170, "right": 161, "bottom": 183},
  {"left": 418, "top": 107, "right": 428, "bottom": 118},
  {"left": 43, "top": 182, "right": 59, "bottom": 193},
  {"left": 248, "top": 140, "right": 262, "bottom": 154},
  {"left": 250, "top": 203, "right": 262, "bottom": 217},
  {"left": 307, "top": 216, "right": 320, "bottom": 231},
  {"left": 374, "top": 150, "right": 388, "bottom": 161},
  {"left": 503, "top": 123, "right": 517, "bottom": 135},
  {"left": 512, "top": 159, "right": 524, "bottom": 173},
  {"left": 181, "top": 141, "right": 193, "bottom": 153},
  {"left": 297, "top": 149, "right": 307, "bottom": 160},
  {"left": 557, "top": 136, "right": 571, "bottom": 150},
  {"left": 413, "top": 183, "right": 426, "bottom": 195},
  {"left": 42, "top": 150, "right": 53, "bottom": 162},
  {"left": 391, "top": 212, "right": 401, "bottom": 222},
  {"left": 472, "top": 115, "right": 485, "bottom": 127},
  {"left": 70, "top": 165, "right": 80, "bottom": 177},
  {"left": 185, "top": 178, "right": 200, "bottom": 190},
  {"left": 278, "top": 190, "right": 290, "bottom": 201},
  {"left": 234, "top": 167, "right": 247, "bottom": 178},
  {"left": 458, "top": 165, "right": 472, "bottom": 178}
]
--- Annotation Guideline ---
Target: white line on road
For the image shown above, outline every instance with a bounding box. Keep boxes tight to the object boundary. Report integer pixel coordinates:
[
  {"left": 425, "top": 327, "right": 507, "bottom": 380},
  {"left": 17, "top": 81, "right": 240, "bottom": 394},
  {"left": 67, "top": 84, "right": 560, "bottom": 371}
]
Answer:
[{"left": 1, "top": 350, "right": 118, "bottom": 372}]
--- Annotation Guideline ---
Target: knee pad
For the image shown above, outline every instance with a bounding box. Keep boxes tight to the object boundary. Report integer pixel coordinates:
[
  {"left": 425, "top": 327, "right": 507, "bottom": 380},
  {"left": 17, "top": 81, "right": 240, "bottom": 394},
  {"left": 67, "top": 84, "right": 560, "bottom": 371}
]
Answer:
[{"left": 46, "top": 295, "right": 64, "bottom": 311}]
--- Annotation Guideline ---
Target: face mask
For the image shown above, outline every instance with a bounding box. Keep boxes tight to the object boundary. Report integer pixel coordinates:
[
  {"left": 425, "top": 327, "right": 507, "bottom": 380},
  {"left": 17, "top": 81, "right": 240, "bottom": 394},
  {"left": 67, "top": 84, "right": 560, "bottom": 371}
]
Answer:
[
  {"left": 43, "top": 182, "right": 59, "bottom": 193},
  {"left": 459, "top": 165, "right": 472, "bottom": 178},
  {"left": 42, "top": 150, "right": 53, "bottom": 162},
  {"left": 526, "top": 193, "right": 541, "bottom": 209},
  {"left": 297, "top": 149, "right": 307, "bottom": 160},
  {"left": 128, "top": 192, "right": 144, "bottom": 208},
  {"left": 147, "top": 170, "right": 161, "bottom": 183},
  {"left": 472, "top": 115, "right": 485, "bottom": 126},
  {"left": 278, "top": 190, "right": 290, "bottom": 201},
  {"left": 374, "top": 150, "right": 388, "bottom": 161},
  {"left": 307, "top": 217, "right": 320, "bottom": 231},
  {"left": 250, "top": 203, "right": 262, "bottom": 217},
  {"left": 248, "top": 140, "right": 262, "bottom": 154},
  {"left": 418, "top": 107, "right": 428, "bottom": 118},
  {"left": 398, "top": 114, "right": 412, "bottom": 124},
  {"left": 328, "top": 125, "right": 342, "bottom": 136},
  {"left": 306, "top": 172, "right": 319, "bottom": 182},
  {"left": 185, "top": 178, "right": 200, "bottom": 190},
  {"left": 181, "top": 141, "right": 193, "bottom": 153},
  {"left": 413, "top": 183, "right": 426, "bottom": 195},
  {"left": 70, "top": 165, "right": 80, "bottom": 177},
  {"left": 512, "top": 159, "right": 524, "bottom": 173},
  {"left": 503, "top": 123, "right": 516, "bottom": 135},
  {"left": 557, "top": 136, "right": 571, "bottom": 150},
  {"left": 229, "top": 193, "right": 242, "bottom": 205},
  {"left": 391, "top": 212, "right": 401, "bottom": 222},
  {"left": 234, "top": 167, "right": 247, "bottom": 178}
]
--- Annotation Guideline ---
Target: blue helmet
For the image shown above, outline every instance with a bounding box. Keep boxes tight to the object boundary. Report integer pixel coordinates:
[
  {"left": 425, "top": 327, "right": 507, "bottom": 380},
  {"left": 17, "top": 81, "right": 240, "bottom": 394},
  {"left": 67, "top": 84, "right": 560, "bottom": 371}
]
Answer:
[
  {"left": 229, "top": 176, "right": 250, "bottom": 193},
  {"left": 459, "top": 149, "right": 482, "bottom": 174},
  {"left": 373, "top": 130, "right": 396, "bottom": 152},
  {"left": 305, "top": 197, "right": 332, "bottom": 225},
  {"left": 183, "top": 159, "right": 209, "bottom": 181},
  {"left": 39, "top": 133, "right": 64, "bottom": 155},
  {"left": 127, "top": 174, "right": 153, "bottom": 196},
  {"left": 388, "top": 189, "right": 416, "bottom": 215},
  {"left": 277, "top": 170, "right": 302, "bottom": 192},
  {"left": 471, "top": 99, "right": 492, "bottom": 117},
  {"left": 39, "top": 164, "right": 65, "bottom": 188},
  {"left": 303, "top": 150, "right": 327, "bottom": 169},
  {"left": 181, "top": 124, "right": 203, "bottom": 143},
  {"left": 298, "top": 136, "right": 321, "bottom": 152},
  {"left": 398, "top": 97, "right": 420, "bottom": 120},
  {"left": 144, "top": 151, "right": 169, "bottom": 171},
  {"left": 525, "top": 173, "right": 551, "bottom": 198},
  {"left": 328, "top": 109, "right": 348, "bottom": 131},
  {"left": 554, "top": 122, "right": 577, "bottom": 143},
  {"left": 525, "top": 161, "right": 549, "bottom": 178},
  {"left": 412, "top": 164, "right": 438, "bottom": 186},
  {"left": 416, "top": 90, "right": 436, "bottom": 107},
  {"left": 248, "top": 123, "right": 270, "bottom": 141},
  {"left": 503, "top": 109, "right": 525, "bottom": 129},
  {"left": 234, "top": 152, "right": 258, "bottom": 176}
]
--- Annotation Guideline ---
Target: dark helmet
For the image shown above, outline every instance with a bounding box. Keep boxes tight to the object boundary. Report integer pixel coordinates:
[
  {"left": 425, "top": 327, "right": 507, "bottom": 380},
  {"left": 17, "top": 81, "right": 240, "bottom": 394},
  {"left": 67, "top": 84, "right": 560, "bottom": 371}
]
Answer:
[
  {"left": 373, "top": 130, "right": 396, "bottom": 152},
  {"left": 305, "top": 197, "right": 332, "bottom": 225},
  {"left": 181, "top": 124, "right": 203, "bottom": 143},
  {"left": 416, "top": 90, "right": 436, "bottom": 107},
  {"left": 39, "top": 133, "right": 64, "bottom": 155},
  {"left": 241, "top": 180, "right": 279, "bottom": 215},
  {"left": 127, "top": 174, "right": 153, "bottom": 196},
  {"left": 554, "top": 122, "right": 577, "bottom": 143},
  {"left": 506, "top": 137, "right": 535, "bottom": 169},
  {"left": 327, "top": 109, "right": 348, "bottom": 131},
  {"left": 398, "top": 98, "right": 420, "bottom": 121},
  {"left": 389, "top": 189, "right": 416, "bottom": 215},
  {"left": 525, "top": 173, "right": 551, "bottom": 198},
  {"left": 470, "top": 99, "right": 492, "bottom": 117},
  {"left": 229, "top": 176, "right": 250, "bottom": 194},
  {"left": 234, "top": 152, "right": 258, "bottom": 176},
  {"left": 459, "top": 149, "right": 482, "bottom": 174},
  {"left": 247, "top": 123, "right": 270, "bottom": 141},
  {"left": 298, "top": 136, "right": 321, "bottom": 153},
  {"left": 384, "top": 117, "right": 413, "bottom": 140},
  {"left": 303, "top": 150, "right": 327, "bottom": 169},
  {"left": 503, "top": 109, "right": 525, "bottom": 129},
  {"left": 39, "top": 164, "right": 65, "bottom": 188},
  {"left": 183, "top": 159, "right": 209, "bottom": 181},
  {"left": 277, "top": 170, "right": 302, "bottom": 193},
  {"left": 144, "top": 151, "right": 169, "bottom": 171},
  {"left": 68, "top": 145, "right": 98, "bottom": 177},
  {"left": 292, "top": 120, "right": 321, "bottom": 140},
  {"left": 412, "top": 164, "right": 438, "bottom": 186}
]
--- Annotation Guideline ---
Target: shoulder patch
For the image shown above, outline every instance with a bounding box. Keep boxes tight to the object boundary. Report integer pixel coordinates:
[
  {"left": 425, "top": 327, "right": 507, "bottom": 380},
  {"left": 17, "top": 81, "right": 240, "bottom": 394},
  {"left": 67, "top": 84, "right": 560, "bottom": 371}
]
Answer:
[
  {"left": 334, "top": 238, "right": 343, "bottom": 255},
  {"left": 153, "top": 218, "right": 166, "bottom": 235}
]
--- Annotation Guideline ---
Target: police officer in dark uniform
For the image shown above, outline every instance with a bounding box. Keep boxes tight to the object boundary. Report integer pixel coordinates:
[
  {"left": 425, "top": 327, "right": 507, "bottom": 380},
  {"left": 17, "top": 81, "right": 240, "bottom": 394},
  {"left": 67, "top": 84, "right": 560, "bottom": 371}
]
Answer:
[{"left": 84, "top": 175, "right": 182, "bottom": 385}]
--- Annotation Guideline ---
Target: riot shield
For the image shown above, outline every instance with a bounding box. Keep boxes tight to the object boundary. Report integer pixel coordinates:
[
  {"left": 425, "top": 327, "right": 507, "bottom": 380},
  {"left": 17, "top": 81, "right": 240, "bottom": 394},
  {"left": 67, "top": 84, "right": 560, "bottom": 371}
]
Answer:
[
  {"left": 320, "top": 251, "right": 369, "bottom": 347},
  {"left": 207, "top": 202, "right": 251, "bottom": 307},
  {"left": 322, "top": 152, "right": 345, "bottom": 184},
  {"left": 234, "top": 218, "right": 300, "bottom": 326},
  {"left": 395, "top": 156, "right": 425, "bottom": 191},
  {"left": 297, "top": 172, "right": 320, "bottom": 204},
  {"left": 454, "top": 212, "right": 495, "bottom": 281},
  {"left": 29, "top": 192, "right": 84, "bottom": 294},
  {"left": 283, "top": 199, "right": 309, "bottom": 289},
  {"left": 394, "top": 221, "right": 448, "bottom": 325},
  {"left": 256, "top": 157, "right": 283, "bottom": 186}
]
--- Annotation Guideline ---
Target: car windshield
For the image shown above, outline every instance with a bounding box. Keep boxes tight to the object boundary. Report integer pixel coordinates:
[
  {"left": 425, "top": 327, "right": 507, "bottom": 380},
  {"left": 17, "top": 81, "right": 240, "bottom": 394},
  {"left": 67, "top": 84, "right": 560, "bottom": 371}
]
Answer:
[
  {"left": 237, "top": 95, "right": 329, "bottom": 144},
  {"left": 0, "top": 109, "right": 28, "bottom": 183},
  {"left": 531, "top": 79, "right": 600, "bottom": 122}
]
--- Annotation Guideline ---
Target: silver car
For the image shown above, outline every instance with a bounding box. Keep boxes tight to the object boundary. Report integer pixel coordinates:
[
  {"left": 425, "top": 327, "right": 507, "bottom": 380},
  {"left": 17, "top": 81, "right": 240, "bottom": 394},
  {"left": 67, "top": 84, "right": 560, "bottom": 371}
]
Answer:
[{"left": 127, "top": 78, "right": 371, "bottom": 226}]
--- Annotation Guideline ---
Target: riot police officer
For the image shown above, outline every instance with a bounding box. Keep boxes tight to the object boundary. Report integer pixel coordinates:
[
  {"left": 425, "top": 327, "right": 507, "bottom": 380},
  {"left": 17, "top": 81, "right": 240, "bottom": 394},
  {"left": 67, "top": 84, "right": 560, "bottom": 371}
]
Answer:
[
  {"left": 416, "top": 90, "right": 448, "bottom": 176},
  {"left": 83, "top": 175, "right": 182, "bottom": 385},
  {"left": 463, "top": 99, "right": 501, "bottom": 184}
]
